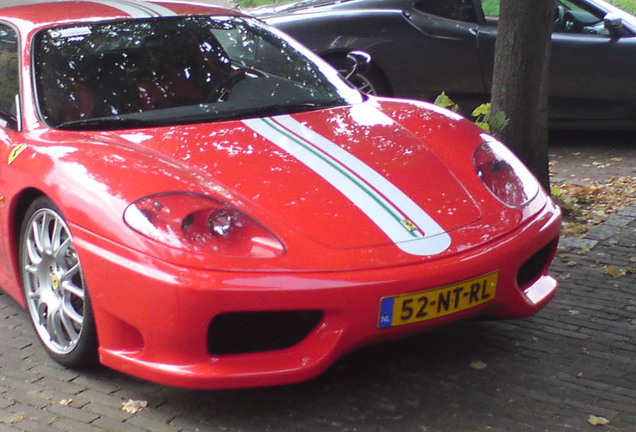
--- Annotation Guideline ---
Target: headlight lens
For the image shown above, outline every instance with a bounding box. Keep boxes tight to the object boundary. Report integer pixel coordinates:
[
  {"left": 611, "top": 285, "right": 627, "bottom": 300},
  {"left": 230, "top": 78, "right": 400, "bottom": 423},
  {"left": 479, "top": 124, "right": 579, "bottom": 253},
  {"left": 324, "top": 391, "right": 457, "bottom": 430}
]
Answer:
[
  {"left": 124, "top": 192, "right": 285, "bottom": 258},
  {"left": 473, "top": 138, "right": 539, "bottom": 208}
]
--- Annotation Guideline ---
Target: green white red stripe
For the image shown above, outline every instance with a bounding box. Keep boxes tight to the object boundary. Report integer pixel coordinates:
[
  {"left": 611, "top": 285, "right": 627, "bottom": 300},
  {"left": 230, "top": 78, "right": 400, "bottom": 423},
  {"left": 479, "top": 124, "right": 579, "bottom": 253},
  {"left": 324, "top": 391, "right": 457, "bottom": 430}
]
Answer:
[
  {"left": 243, "top": 115, "right": 451, "bottom": 256},
  {"left": 84, "top": 0, "right": 176, "bottom": 17}
]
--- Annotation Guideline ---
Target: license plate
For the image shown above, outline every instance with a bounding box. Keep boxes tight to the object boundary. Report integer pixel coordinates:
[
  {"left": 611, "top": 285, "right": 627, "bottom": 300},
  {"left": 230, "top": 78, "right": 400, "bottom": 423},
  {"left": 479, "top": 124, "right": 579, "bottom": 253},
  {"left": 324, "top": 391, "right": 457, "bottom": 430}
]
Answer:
[{"left": 378, "top": 272, "right": 498, "bottom": 328}]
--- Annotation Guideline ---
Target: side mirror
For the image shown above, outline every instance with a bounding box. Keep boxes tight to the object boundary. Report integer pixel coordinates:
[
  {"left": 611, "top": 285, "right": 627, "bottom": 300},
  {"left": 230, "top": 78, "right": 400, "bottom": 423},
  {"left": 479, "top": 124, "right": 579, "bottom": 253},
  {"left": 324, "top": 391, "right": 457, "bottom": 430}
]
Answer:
[
  {"left": 604, "top": 13, "right": 623, "bottom": 39},
  {"left": 344, "top": 51, "right": 371, "bottom": 80}
]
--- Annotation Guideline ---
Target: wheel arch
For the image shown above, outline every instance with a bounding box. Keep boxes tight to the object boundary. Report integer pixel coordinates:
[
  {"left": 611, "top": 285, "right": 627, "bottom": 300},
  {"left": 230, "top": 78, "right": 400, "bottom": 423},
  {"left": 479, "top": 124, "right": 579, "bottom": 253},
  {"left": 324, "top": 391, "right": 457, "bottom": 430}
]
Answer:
[
  {"left": 11, "top": 188, "right": 47, "bottom": 251},
  {"left": 321, "top": 51, "right": 393, "bottom": 96},
  {"left": 7, "top": 188, "right": 48, "bottom": 304}
]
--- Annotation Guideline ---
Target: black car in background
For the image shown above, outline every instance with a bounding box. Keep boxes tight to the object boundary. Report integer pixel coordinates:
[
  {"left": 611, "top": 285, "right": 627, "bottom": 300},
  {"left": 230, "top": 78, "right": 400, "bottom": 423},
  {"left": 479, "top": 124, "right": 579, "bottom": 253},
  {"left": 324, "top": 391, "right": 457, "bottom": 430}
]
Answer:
[{"left": 252, "top": 0, "right": 636, "bottom": 129}]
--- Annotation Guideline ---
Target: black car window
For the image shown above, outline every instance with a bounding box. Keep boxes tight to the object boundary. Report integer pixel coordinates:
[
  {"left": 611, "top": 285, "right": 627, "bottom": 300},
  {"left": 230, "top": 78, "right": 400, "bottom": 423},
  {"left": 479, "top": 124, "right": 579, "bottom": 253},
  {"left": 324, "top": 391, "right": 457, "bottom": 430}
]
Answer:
[
  {"left": 413, "top": 0, "right": 479, "bottom": 23},
  {"left": 0, "top": 24, "right": 19, "bottom": 130},
  {"left": 33, "top": 16, "right": 361, "bottom": 130},
  {"left": 481, "top": 0, "right": 629, "bottom": 37}
]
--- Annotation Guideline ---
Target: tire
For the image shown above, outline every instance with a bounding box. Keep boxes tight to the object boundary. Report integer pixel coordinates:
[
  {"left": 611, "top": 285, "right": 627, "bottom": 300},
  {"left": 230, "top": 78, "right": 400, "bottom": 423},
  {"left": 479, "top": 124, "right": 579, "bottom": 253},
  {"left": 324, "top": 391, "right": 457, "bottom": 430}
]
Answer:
[
  {"left": 330, "top": 56, "right": 392, "bottom": 96},
  {"left": 19, "top": 196, "right": 98, "bottom": 368}
]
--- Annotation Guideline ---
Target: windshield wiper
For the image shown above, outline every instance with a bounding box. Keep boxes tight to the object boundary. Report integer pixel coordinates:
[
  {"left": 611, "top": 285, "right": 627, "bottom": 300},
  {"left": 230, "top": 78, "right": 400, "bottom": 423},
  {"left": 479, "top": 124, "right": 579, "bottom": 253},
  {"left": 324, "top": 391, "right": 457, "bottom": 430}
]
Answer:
[
  {"left": 56, "top": 116, "right": 165, "bottom": 131},
  {"left": 235, "top": 101, "right": 342, "bottom": 120}
]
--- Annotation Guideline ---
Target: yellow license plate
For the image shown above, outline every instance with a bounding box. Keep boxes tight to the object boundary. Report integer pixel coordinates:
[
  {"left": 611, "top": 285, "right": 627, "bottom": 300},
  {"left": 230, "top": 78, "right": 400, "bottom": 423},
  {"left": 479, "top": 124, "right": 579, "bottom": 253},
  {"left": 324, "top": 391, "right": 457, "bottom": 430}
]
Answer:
[{"left": 378, "top": 272, "right": 498, "bottom": 328}]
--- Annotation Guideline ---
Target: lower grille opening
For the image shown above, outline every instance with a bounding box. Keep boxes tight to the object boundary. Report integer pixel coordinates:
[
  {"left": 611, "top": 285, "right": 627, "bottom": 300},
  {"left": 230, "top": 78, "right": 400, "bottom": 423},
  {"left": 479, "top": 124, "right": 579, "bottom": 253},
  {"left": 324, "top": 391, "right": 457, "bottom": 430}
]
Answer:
[
  {"left": 517, "top": 237, "right": 559, "bottom": 288},
  {"left": 207, "top": 310, "right": 323, "bottom": 355}
]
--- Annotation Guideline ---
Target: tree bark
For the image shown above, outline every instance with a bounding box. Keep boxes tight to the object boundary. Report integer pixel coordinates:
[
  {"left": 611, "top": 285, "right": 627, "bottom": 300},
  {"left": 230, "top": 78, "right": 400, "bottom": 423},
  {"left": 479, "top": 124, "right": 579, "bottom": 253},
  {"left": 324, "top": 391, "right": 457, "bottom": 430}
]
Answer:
[{"left": 490, "top": 0, "right": 554, "bottom": 191}]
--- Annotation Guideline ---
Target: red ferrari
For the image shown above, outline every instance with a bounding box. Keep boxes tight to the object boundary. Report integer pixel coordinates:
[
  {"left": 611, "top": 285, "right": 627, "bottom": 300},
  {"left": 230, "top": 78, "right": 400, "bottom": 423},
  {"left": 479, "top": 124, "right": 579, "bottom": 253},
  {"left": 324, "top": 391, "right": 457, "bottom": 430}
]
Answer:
[{"left": 0, "top": 0, "right": 560, "bottom": 389}]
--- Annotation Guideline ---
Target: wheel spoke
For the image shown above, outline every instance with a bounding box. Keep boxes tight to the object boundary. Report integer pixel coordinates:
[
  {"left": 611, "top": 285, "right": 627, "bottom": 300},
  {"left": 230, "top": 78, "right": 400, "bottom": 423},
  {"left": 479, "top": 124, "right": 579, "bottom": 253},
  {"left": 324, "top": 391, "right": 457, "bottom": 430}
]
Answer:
[
  {"left": 53, "top": 237, "right": 72, "bottom": 262},
  {"left": 27, "top": 285, "right": 43, "bottom": 301},
  {"left": 30, "top": 220, "right": 45, "bottom": 256},
  {"left": 45, "top": 301, "right": 60, "bottom": 338},
  {"left": 51, "top": 216, "right": 63, "bottom": 251},
  {"left": 61, "top": 279, "right": 84, "bottom": 300},
  {"left": 62, "top": 298, "right": 84, "bottom": 326},
  {"left": 25, "top": 237, "right": 43, "bottom": 266},
  {"left": 60, "top": 259, "right": 80, "bottom": 281},
  {"left": 35, "top": 301, "right": 48, "bottom": 327},
  {"left": 39, "top": 213, "right": 53, "bottom": 253},
  {"left": 24, "top": 262, "right": 39, "bottom": 275}
]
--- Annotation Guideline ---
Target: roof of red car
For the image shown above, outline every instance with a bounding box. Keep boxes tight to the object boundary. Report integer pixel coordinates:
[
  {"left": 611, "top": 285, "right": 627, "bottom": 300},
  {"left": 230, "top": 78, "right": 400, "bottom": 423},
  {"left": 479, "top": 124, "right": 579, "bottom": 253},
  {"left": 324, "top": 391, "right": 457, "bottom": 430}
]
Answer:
[{"left": 0, "top": 1, "right": 238, "bottom": 34}]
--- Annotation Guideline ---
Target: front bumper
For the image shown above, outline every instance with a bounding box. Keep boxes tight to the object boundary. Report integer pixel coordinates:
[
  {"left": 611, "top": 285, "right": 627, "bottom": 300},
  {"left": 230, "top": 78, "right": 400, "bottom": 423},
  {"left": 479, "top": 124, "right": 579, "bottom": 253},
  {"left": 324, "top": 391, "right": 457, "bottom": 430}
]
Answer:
[{"left": 72, "top": 200, "right": 560, "bottom": 389}]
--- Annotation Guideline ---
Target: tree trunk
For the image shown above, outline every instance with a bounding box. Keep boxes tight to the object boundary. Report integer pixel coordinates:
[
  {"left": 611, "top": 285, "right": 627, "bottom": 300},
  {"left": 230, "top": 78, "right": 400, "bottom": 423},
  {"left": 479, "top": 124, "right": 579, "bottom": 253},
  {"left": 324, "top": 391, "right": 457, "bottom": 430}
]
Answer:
[{"left": 490, "top": 0, "right": 554, "bottom": 191}]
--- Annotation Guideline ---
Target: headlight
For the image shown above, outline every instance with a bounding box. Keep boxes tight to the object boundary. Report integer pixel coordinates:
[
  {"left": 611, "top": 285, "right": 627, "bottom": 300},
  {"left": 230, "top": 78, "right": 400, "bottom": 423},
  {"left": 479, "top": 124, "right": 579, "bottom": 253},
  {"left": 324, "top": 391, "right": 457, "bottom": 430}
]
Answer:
[
  {"left": 473, "top": 137, "right": 539, "bottom": 208},
  {"left": 124, "top": 192, "right": 285, "bottom": 258}
]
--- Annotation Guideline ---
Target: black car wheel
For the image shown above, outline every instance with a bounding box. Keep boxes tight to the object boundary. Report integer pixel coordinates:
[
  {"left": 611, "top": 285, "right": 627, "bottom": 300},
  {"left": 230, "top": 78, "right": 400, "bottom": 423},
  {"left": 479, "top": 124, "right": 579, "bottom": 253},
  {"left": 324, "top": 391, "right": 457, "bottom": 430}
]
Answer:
[
  {"left": 330, "top": 56, "right": 391, "bottom": 96},
  {"left": 19, "top": 196, "right": 98, "bottom": 368}
]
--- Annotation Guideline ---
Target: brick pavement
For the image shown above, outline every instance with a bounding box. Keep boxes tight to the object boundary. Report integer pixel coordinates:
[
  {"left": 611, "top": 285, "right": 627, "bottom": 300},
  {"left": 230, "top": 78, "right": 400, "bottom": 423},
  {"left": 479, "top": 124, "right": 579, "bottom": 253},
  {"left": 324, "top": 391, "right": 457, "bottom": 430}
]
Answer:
[{"left": 1, "top": 141, "right": 635, "bottom": 432}]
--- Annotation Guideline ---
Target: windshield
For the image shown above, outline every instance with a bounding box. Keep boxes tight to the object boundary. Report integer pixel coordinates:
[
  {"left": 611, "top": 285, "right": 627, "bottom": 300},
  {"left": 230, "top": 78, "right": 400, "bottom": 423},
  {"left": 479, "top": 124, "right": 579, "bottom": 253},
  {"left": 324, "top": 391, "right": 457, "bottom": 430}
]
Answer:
[{"left": 33, "top": 16, "right": 362, "bottom": 130}]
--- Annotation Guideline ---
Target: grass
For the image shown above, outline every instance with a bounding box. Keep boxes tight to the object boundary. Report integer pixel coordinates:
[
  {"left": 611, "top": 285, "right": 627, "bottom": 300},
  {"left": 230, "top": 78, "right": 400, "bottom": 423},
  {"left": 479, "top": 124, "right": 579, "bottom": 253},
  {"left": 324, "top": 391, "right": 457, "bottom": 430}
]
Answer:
[
  {"left": 606, "top": 0, "right": 636, "bottom": 14},
  {"left": 235, "top": 0, "right": 636, "bottom": 15}
]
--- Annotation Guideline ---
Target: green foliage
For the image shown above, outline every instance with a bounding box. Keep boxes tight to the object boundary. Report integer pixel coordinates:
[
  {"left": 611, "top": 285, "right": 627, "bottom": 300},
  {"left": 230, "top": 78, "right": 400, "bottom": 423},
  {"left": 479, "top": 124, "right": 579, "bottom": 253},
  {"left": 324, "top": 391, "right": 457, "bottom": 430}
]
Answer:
[
  {"left": 480, "top": 0, "right": 634, "bottom": 16},
  {"left": 606, "top": 0, "right": 636, "bottom": 14},
  {"left": 432, "top": 92, "right": 459, "bottom": 112},
  {"left": 481, "top": 0, "right": 499, "bottom": 16},
  {"left": 434, "top": 93, "right": 508, "bottom": 136},
  {"left": 471, "top": 103, "right": 508, "bottom": 134}
]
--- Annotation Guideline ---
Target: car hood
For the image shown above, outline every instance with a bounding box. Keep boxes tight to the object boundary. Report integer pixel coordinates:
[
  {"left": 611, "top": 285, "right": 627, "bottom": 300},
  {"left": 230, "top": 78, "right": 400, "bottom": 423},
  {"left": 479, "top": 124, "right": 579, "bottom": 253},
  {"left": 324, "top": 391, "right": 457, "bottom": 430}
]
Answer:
[
  {"left": 119, "top": 102, "right": 482, "bottom": 257},
  {"left": 247, "top": 0, "right": 403, "bottom": 17},
  {"left": 247, "top": 0, "right": 344, "bottom": 17}
]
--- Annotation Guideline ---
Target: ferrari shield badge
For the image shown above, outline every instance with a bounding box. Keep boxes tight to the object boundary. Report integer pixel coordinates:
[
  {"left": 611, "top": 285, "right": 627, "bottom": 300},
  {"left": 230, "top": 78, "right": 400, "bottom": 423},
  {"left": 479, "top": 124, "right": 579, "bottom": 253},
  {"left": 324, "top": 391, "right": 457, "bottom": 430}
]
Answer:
[
  {"left": 401, "top": 219, "right": 419, "bottom": 232},
  {"left": 8, "top": 144, "right": 26, "bottom": 165}
]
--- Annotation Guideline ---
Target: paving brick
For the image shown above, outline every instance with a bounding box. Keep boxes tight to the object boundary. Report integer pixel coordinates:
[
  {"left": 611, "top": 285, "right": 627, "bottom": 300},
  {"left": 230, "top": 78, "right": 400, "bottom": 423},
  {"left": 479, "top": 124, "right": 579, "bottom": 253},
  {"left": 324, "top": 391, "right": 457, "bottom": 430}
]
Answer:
[
  {"left": 124, "top": 413, "right": 182, "bottom": 432},
  {"left": 89, "top": 416, "right": 149, "bottom": 432},
  {"left": 82, "top": 401, "right": 132, "bottom": 422},
  {"left": 46, "top": 404, "right": 100, "bottom": 424},
  {"left": 10, "top": 418, "right": 64, "bottom": 432},
  {"left": 48, "top": 418, "right": 104, "bottom": 432},
  {"left": 74, "top": 388, "right": 129, "bottom": 410}
]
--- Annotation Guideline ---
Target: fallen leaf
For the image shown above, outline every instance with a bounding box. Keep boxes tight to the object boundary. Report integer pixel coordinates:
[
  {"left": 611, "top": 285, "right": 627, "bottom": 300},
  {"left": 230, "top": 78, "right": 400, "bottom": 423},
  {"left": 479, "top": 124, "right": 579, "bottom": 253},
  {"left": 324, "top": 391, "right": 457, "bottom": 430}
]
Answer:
[
  {"left": 8, "top": 413, "right": 24, "bottom": 425},
  {"left": 551, "top": 176, "right": 636, "bottom": 238},
  {"left": 59, "top": 399, "right": 72, "bottom": 406},
  {"left": 568, "top": 310, "right": 580, "bottom": 316},
  {"left": 566, "top": 261, "right": 578, "bottom": 267},
  {"left": 606, "top": 265, "right": 629, "bottom": 278},
  {"left": 122, "top": 399, "right": 148, "bottom": 414},
  {"left": 588, "top": 415, "right": 610, "bottom": 426},
  {"left": 470, "top": 360, "right": 487, "bottom": 370}
]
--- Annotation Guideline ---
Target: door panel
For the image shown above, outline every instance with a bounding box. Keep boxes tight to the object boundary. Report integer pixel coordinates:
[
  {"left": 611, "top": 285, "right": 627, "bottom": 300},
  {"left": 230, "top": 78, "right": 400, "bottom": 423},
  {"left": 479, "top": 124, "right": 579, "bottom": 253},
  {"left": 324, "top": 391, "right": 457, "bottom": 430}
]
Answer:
[
  {"left": 475, "top": 0, "right": 636, "bottom": 127},
  {"left": 396, "top": 0, "right": 486, "bottom": 99}
]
